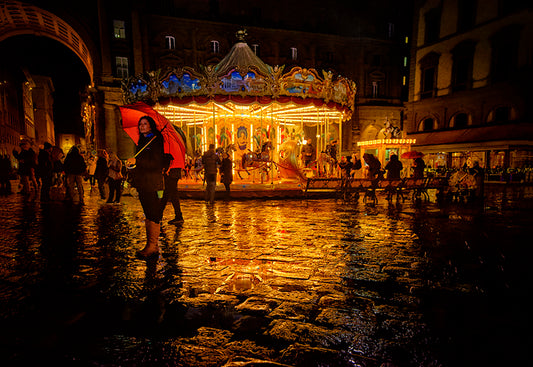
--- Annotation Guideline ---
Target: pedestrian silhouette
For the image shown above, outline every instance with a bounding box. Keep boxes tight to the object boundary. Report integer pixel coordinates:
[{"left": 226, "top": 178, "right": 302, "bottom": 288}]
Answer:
[{"left": 161, "top": 167, "right": 184, "bottom": 225}]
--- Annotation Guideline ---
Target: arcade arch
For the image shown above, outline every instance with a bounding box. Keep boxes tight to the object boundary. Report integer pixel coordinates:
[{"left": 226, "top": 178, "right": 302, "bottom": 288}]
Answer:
[{"left": 0, "top": 1, "right": 94, "bottom": 83}]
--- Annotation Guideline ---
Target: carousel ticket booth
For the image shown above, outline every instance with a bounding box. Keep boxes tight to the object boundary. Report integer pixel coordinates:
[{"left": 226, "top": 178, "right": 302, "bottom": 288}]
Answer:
[
  {"left": 121, "top": 30, "right": 356, "bottom": 185},
  {"left": 357, "top": 138, "right": 416, "bottom": 178}
]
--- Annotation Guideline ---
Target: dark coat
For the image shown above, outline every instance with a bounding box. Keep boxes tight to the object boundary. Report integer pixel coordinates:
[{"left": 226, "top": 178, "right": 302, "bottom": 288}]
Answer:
[
  {"left": 338, "top": 159, "right": 353, "bottom": 177},
  {"left": 63, "top": 147, "right": 87, "bottom": 175},
  {"left": 94, "top": 157, "right": 108, "bottom": 180},
  {"left": 37, "top": 149, "right": 54, "bottom": 179},
  {"left": 13, "top": 148, "right": 36, "bottom": 176},
  {"left": 363, "top": 153, "right": 383, "bottom": 179},
  {"left": 202, "top": 149, "right": 219, "bottom": 175},
  {"left": 220, "top": 157, "right": 233, "bottom": 185},
  {"left": 385, "top": 156, "right": 403, "bottom": 179},
  {"left": 133, "top": 133, "right": 167, "bottom": 192},
  {"left": 412, "top": 158, "right": 426, "bottom": 179}
]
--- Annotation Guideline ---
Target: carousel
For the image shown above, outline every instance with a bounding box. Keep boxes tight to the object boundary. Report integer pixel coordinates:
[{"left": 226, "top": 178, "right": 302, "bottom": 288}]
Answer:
[{"left": 121, "top": 30, "right": 356, "bottom": 191}]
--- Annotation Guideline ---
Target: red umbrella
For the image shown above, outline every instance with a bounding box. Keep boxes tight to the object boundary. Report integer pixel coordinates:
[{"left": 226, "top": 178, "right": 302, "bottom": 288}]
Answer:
[
  {"left": 119, "top": 101, "right": 186, "bottom": 169},
  {"left": 401, "top": 150, "right": 425, "bottom": 159}
]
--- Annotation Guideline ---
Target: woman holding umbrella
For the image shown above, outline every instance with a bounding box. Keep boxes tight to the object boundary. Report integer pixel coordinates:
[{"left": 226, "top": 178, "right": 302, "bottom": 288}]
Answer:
[{"left": 125, "top": 115, "right": 168, "bottom": 260}]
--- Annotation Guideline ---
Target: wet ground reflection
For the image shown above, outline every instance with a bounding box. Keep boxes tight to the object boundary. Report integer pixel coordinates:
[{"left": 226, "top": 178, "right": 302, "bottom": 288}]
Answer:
[{"left": 0, "top": 186, "right": 531, "bottom": 366}]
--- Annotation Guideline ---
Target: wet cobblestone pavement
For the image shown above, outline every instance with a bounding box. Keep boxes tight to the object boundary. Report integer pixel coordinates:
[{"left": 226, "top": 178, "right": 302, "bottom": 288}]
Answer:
[{"left": 0, "top": 184, "right": 531, "bottom": 366}]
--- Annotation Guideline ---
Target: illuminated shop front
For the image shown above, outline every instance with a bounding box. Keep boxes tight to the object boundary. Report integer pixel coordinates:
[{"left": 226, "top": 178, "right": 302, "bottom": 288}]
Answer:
[
  {"left": 122, "top": 31, "right": 356, "bottom": 181},
  {"left": 356, "top": 138, "right": 416, "bottom": 177}
]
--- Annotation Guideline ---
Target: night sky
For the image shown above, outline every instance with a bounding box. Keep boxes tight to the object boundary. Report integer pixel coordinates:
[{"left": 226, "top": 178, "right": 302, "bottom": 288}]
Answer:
[{"left": 0, "top": 34, "right": 91, "bottom": 136}]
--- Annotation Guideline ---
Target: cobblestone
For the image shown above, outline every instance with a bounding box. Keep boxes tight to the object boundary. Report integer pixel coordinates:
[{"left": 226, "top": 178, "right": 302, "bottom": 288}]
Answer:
[{"left": 0, "top": 183, "right": 531, "bottom": 366}]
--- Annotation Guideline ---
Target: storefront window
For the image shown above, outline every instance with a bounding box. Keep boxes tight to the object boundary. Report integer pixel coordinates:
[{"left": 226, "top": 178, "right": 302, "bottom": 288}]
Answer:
[
  {"left": 511, "top": 150, "right": 533, "bottom": 168},
  {"left": 489, "top": 151, "right": 505, "bottom": 170},
  {"left": 385, "top": 148, "right": 398, "bottom": 162}
]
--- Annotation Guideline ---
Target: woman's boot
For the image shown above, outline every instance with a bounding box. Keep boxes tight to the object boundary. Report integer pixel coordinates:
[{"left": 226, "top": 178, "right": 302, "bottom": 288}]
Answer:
[{"left": 137, "top": 220, "right": 160, "bottom": 259}]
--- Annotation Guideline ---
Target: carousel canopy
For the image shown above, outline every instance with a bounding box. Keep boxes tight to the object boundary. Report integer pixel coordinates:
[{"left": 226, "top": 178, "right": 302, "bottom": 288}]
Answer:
[{"left": 121, "top": 30, "right": 356, "bottom": 126}]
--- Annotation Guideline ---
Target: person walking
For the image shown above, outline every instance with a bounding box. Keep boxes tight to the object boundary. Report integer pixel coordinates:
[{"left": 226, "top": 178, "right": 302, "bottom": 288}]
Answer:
[
  {"left": 51, "top": 146, "right": 65, "bottom": 188},
  {"left": 363, "top": 153, "right": 383, "bottom": 180},
  {"left": 350, "top": 153, "right": 362, "bottom": 177},
  {"left": 161, "top": 167, "right": 184, "bottom": 225},
  {"left": 469, "top": 161, "right": 485, "bottom": 200},
  {"left": 37, "top": 142, "right": 54, "bottom": 201},
  {"left": 385, "top": 154, "right": 403, "bottom": 180},
  {"left": 12, "top": 139, "right": 37, "bottom": 195},
  {"left": 412, "top": 157, "right": 426, "bottom": 179},
  {"left": 106, "top": 152, "right": 123, "bottom": 203},
  {"left": 219, "top": 151, "right": 233, "bottom": 199},
  {"left": 301, "top": 138, "right": 315, "bottom": 168},
  {"left": 201, "top": 143, "right": 220, "bottom": 204},
  {"left": 63, "top": 145, "right": 87, "bottom": 204},
  {"left": 125, "top": 115, "right": 168, "bottom": 260},
  {"left": 338, "top": 155, "right": 353, "bottom": 178},
  {"left": 94, "top": 149, "right": 109, "bottom": 199},
  {"left": 87, "top": 154, "right": 97, "bottom": 187}
]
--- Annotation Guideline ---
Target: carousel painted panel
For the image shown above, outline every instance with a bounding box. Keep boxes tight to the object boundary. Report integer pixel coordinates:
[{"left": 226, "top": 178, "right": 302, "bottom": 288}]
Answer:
[
  {"left": 279, "top": 67, "right": 324, "bottom": 98},
  {"left": 217, "top": 69, "right": 270, "bottom": 95},
  {"left": 159, "top": 69, "right": 203, "bottom": 97}
]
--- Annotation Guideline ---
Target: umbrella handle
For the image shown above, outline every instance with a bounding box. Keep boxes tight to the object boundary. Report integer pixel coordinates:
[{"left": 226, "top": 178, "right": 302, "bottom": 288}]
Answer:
[
  {"left": 133, "top": 135, "right": 157, "bottom": 158},
  {"left": 126, "top": 135, "right": 157, "bottom": 169}
]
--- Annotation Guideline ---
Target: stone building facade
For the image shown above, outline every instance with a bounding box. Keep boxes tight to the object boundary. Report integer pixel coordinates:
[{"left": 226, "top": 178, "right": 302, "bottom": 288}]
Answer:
[
  {"left": 406, "top": 0, "right": 533, "bottom": 172},
  {"left": 0, "top": 0, "right": 411, "bottom": 159}
]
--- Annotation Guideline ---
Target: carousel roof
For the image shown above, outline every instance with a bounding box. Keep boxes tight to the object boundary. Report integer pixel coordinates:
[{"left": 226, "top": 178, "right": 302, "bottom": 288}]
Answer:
[
  {"left": 215, "top": 40, "right": 272, "bottom": 77},
  {"left": 121, "top": 30, "right": 356, "bottom": 125}
]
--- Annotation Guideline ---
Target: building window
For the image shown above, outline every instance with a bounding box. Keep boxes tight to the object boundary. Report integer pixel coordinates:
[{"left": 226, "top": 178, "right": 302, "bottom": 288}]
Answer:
[
  {"left": 290, "top": 47, "right": 297, "bottom": 61},
  {"left": 421, "top": 66, "right": 436, "bottom": 99},
  {"left": 422, "top": 118, "right": 435, "bottom": 131},
  {"left": 211, "top": 40, "right": 220, "bottom": 54},
  {"left": 452, "top": 41, "right": 475, "bottom": 92},
  {"left": 116, "top": 56, "right": 129, "bottom": 78},
  {"left": 453, "top": 113, "right": 469, "bottom": 128},
  {"left": 372, "top": 81, "right": 379, "bottom": 98},
  {"left": 113, "top": 20, "right": 126, "bottom": 39},
  {"left": 165, "top": 36, "right": 175, "bottom": 50},
  {"left": 491, "top": 26, "right": 520, "bottom": 83},
  {"left": 457, "top": 0, "right": 476, "bottom": 32},
  {"left": 494, "top": 106, "right": 510, "bottom": 122},
  {"left": 424, "top": 8, "right": 441, "bottom": 44},
  {"left": 419, "top": 52, "right": 440, "bottom": 99},
  {"left": 252, "top": 44, "right": 259, "bottom": 56}
]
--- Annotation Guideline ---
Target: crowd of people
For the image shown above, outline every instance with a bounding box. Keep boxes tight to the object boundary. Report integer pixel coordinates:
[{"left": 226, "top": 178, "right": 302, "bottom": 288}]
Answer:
[
  {"left": 336, "top": 152, "right": 424, "bottom": 181},
  {"left": 0, "top": 139, "right": 132, "bottom": 205}
]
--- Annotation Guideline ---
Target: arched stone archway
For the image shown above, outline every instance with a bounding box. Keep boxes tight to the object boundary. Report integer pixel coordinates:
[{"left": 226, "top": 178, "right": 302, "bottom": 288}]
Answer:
[
  {"left": 360, "top": 124, "right": 380, "bottom": 141},
  {"left": 0, "top": 1, "right": 94, "bottom": 83}
]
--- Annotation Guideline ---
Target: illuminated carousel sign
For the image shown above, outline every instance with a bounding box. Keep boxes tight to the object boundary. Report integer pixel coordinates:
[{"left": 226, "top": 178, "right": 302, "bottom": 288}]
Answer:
[{"left": 122, "top": 30, "right": 356, "bottom": 180}]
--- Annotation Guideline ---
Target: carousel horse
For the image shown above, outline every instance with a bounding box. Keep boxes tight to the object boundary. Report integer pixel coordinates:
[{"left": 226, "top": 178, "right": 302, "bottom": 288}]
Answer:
[
  {"left": 241, "top": 141, "right": 273, "bottom": 170},
  {"left": 239, "top": 141, "right": 273, "bottom": 181},
  {"left": 277, "top": 140, "right": 305, "bottom": 180}
]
